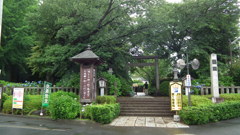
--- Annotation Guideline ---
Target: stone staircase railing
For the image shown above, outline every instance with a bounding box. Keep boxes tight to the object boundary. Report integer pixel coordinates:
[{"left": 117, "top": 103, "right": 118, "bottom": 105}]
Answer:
[{"left": 200, "top": 86, "right": 240, "bottom": 95}]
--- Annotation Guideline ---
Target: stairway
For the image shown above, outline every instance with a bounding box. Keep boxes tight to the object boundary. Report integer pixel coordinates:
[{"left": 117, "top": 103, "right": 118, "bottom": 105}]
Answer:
[{"left": 117, "top": 96, "right": 175, "bottom": 116}]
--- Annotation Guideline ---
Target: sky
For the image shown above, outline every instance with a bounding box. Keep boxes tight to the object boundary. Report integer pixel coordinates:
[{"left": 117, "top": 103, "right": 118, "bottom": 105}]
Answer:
[{"left": 166, "top": 0, "right": 182, "bottom": 3}]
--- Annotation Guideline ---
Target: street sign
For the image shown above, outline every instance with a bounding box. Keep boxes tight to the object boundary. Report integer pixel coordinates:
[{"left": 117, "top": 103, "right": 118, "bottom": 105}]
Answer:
[
  {"left": 12, "top": 88, "right": 24, "bottom": 109},
  {"left": 185, "top": 74, "right": 191, "bottom": 87},
  {"left": 42, "top": 82, "right": 52, "bottom": 107},
  {"left": 170, "top": 82, "right": 182, "bottom": 111}
]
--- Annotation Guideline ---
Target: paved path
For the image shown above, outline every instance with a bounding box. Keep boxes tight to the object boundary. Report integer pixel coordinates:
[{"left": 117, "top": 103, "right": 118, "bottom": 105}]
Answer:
[{"left": 109, "top": 116, "right": 189, "bottom": 128}]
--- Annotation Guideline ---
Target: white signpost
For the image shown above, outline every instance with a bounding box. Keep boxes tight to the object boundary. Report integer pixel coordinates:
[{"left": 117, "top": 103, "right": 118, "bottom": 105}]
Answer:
[
  {"left": 185, "top": 74, "right": 191, "bottom": 95},
  {"left": 12, "top": 88, "right": 24, "bottom": 115},
  {"left": 210, "top": 53, "right": 220, "bottom": 103}
]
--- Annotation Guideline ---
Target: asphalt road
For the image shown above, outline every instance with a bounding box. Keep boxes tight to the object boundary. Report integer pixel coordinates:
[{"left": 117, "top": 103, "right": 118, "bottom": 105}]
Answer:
[{"left": 0, "top": 114, "right": 239, "bottom": 135}]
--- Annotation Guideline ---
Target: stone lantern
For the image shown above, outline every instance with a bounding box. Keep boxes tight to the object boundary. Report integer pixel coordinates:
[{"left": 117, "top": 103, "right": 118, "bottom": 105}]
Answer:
[{"left": 70, "top": 45, "right": 100, "bottom": 103}]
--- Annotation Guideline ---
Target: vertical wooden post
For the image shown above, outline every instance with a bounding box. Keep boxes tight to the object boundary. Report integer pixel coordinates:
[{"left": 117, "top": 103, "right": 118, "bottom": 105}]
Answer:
[
  {"left": 114, "top": 82, "right": 117, "bottom": 97},
  {"left": 0, "top": 84, "right": 3, "bottom": 111},
  {"left": 155, "top": 58, "right": 159, "bottom": 94}
]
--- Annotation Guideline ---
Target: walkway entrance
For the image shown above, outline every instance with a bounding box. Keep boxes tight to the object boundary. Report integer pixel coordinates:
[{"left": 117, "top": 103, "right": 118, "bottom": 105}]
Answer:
[
  {"left": 117, "top": 97, "right": 174, "bottom": 117},
  {"left": 110, "top": 116, "right": 189, "bottom": 128},
  {"left": 129, "top": 56, "right": 160, "bottom": 93}
]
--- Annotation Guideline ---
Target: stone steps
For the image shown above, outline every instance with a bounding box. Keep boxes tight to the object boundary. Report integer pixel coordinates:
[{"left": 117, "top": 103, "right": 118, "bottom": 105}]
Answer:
[
  {"left": 120, "top": 112, "right": 175, "bottom": 116},
  {"left": 121, "top": 106, "right": 171, "bottom": 110},
  {"left": 118, "top": 96, "right": 175, "bottom": 117}
]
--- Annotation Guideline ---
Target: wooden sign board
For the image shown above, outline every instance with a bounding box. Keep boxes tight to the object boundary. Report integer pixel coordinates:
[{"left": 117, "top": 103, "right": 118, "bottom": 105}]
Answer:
[
  {"left": 170, "top": 82, "right": 182, "bottom": 111},
  {"left": 80, "top": 64, "right": 96, "bottom": 103}
]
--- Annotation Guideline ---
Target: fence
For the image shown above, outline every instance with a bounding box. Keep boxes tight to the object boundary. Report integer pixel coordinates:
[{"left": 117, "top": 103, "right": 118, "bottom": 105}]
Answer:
[
  {"left": 200, "top": 86, "right": 240, "bottom": 95},
  {"left": 3, "top": 86, "right": 79, "bottom": 95}
]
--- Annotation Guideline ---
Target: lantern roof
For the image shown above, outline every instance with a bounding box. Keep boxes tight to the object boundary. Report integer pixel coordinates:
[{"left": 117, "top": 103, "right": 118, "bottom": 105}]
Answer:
[{"left": 70, "top": 45, "right": 100, "bottom": 63}]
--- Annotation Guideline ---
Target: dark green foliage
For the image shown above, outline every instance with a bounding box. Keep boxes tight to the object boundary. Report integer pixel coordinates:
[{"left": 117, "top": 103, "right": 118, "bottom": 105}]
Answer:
[
  {"left": 2, "top": 95, "right": 42, "bottom": 114},
  {"left": 49, "top": 91, "right": 80, "bottom": 120},
  {"left": 83, "top": 103, "right": 120, "bottom": 124},
  {"left": 159, "top": 81, "right": 170, "bottom": 96},
  {"left": 231, "top": 60, "right": 240, "bottom": 86},
  {"left": 182, "top": 95, "right": 213, "bottom": 107},
  {"left": 119, "top": 78, "right": 132, "bottom": 96},
  {"left": 0, "top": 0, "right": 37, "bottom": 82},
  {"left": 100, "top": 72, "right": 122, "bottom": 96},
  {"left": 148, "top": 87, "right": 156, "bottom": 96},
  {"left": 180, "top": 101, "right": 240, "bottom": 125},
  {"left": 55, "top": 73, "right": 79, "bottom": 88},
  {"left": 96, "top": 96, "right": 116, "bottom": 104}
]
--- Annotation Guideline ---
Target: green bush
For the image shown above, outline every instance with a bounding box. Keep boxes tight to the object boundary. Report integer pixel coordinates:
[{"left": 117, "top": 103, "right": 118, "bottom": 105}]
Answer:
[
  {"left": 49, "top": 91, "right": 80, "bottom": 120},
  {"left": 148, "top": 87, "right": 156, "bottom": 95},
  {"left": 159, "top": 81, "right": 170, "bottom": 96},
  {"left": 100, "top": 72, "right": 122, "bottom": 96},
  {"left": 2, "top": 93, "right": 8, "bottom": 104},
  {"left": 96, "top": 96, "right": 116, "bottom": 104},
  {"left": 119, "top": 78, "right": 132, "bottom": 96},
  {"left": 182, "top": 95, "right": 213, "bottom": 107},
  {"left": 83, "top": 103, "right": 120, "bottom": 124},
  {"left": 220, "top": 94, "right": 240, "bottom": 101},
  {"left": 2, "top": 95, "right": 42, "bottom": 114},
  {"left": 51, "top": 91, "right": 79, "bottom": 101},
  {"left": 180, "top": 101, "right": 240, "bottom": 125}
]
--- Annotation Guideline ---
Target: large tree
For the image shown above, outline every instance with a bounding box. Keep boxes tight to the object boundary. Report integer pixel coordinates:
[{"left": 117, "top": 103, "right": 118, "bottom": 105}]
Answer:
[
  {"left": 0, "top": 0, "right": 37, "bottom": 81},
  {"left": 27, "top": 0, "right": 148, "bottom": 83},
  {"left": 138, "top": 0, "right": 239, "bottom": 79}
]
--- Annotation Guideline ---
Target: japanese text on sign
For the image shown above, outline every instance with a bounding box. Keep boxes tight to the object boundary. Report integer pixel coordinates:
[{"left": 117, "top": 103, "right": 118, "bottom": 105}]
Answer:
[
  {"left": 12, "top": 88, "right": 24, "bottom": 109},
  {"left": 42, "top": 82, "right": 52, "bottom": 107},
  {"left": 170, "top": 82, "right": 182, "bottom": 111},
  {"left": 82, "top": 67, "right": 92, "bottom": 99}
]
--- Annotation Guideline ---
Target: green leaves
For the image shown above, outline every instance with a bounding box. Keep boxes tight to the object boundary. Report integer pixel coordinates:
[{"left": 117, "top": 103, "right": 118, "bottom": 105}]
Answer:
[
  {"left": 180, "top": 101, "right": 240, "bottom": 125},
  {"left": 49, "top": 91, "right": 80, "bottom": 120},
  {"left": 82, "top": 103, "right": 120, "bottom": 124}
]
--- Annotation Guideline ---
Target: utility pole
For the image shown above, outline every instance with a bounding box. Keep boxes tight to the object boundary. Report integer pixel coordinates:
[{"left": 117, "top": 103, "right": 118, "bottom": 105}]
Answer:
[{"left": 0, "top": 0, "right": 3, "bottom": 46}]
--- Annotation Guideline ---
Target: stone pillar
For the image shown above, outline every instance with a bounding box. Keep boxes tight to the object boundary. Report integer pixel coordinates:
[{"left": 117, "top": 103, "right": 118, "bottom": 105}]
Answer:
[{"left": 210, "top": 53, "right": 223, "bottom": 103}]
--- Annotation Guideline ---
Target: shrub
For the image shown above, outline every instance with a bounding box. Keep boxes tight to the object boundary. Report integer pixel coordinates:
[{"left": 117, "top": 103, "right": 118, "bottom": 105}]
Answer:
[
  {"left": 180, "top": 101, "right": 240, "bottom": 125},
  {"left": 83, "top": 103, "right": 120, "bottom": 124},
  {"left": 49, "top": 91, "right": 80, "bottom": 120},
  {"left": 2, "top": 93, "right": 8, "bottom": 104},
  {"left": 100, "top": 72, "right": 122, "bottom": 96},
  {"left": 220, "top": 94, "right": 240, "bottom": 101},
  {"left": 159, "top": 81, "right": 170, "bottom": 96},
  {"left": 119, "top": 78, "right": 132, "bottom": 96},
  {"left": 51, "top": 91, "right": 79, "bottom": 100},
  {"left": 182, "top": 95, "right": 213, "bottom": 107},
  {"left": 2, "top": 95, "right": 42, "bottom": 114},
  {"left": 96, "top": 96, "right": 116, "bottom": 104}
]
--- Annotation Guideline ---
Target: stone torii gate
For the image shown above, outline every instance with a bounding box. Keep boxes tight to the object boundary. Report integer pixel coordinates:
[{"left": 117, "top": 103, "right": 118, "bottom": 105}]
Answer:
[{"left": 128, "top": 56, "right": 160, "bottom": 93}]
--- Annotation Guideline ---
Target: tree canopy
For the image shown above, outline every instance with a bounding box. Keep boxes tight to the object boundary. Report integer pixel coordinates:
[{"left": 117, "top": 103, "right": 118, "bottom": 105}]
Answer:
[{"left": 0, "top": 0, "right": 239, "bottom": 87}]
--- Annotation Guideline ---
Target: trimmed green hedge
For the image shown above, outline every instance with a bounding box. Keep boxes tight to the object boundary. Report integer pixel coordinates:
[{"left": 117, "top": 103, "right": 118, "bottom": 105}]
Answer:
[
  {"left": 180, "top": 101, "right": 240, "bottom": 125},
  {"left": 3, "top": 95, "right": 42, "bottom": 114},
  {"left": 96, "top": 96, "right": 116, "bottom": 104},
  {"left": 83, "top": 103, "right": 120, "bottom": 124},
  {"left": 182, "top": 95, "right": 213, "bottom": 107},
  {"left": 220, "top": 94, "right": 240, "bottom": 101}
]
